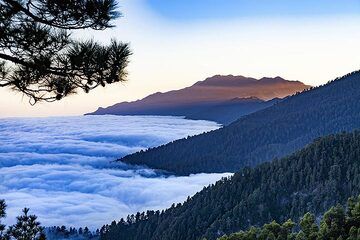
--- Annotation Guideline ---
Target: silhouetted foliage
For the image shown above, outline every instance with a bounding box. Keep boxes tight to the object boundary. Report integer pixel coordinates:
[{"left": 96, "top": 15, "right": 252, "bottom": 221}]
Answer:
[
  {"left": 0, "top": 202, "right": 45, "bottom": 240},
  {"left": 6, "top": 208, "right": 45, "bottom": 240},
  {"left": 103, "top": 130, "right": 360, "bottom": 240},
  {"left": 219, "top": 195, "right": 360, "bottom": 240},
  {"left": 120, "top": 70, "right": 360, "bottom": 175},
  {"left": 0, "top": 0, "right": 131, "bottom": 104},
  {"left": 0, "top": 200, "right": 6, "bottom": 239}
]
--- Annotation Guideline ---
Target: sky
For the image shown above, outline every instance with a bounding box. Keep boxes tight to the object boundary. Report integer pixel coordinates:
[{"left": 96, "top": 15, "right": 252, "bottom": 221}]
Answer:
[{"left": 1, "top": 0, "right": 360, "bottom": 117}]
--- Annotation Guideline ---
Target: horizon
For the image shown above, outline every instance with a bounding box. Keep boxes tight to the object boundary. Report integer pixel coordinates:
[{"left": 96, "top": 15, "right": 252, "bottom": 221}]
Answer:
[
  {"left": 1, "top": 0, "right": 360, "bottom": 117},
  {"left": 2, "top": 1, "right": 360, "bottom": 238}
]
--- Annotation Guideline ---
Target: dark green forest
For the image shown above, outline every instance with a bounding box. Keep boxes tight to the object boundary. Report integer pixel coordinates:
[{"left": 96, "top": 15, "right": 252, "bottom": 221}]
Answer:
[
  {"left": 102, "top": 130, "right": 360, "bottom": 240},
  {"left": 219, "top": 195, "right": 360, "bottom": 240},
  {"left": 120, "top": 70, "right": 360, "bottom": 175}
]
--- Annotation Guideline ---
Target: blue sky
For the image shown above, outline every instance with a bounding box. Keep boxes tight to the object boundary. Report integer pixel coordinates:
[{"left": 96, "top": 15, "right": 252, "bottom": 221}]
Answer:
[
  {"left": 146, "top": 0, "right": 360, "bottom": 21},
  {"left": 1, "top": 0, "right": 360, "bottom": 117}
]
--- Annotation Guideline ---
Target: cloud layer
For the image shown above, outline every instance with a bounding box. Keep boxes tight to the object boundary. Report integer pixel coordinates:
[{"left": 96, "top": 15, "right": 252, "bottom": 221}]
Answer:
[{"left": 0, "top": 115, "right": 228, "bottom": 229}]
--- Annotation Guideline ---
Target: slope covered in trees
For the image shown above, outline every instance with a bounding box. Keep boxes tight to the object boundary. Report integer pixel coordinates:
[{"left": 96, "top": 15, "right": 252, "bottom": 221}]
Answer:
[
  {"left": 102, "top": 131, "right": 360, "bottom": 240},
  {"left": 120, "top": 70, "right": 360, "bottom": 175},
  {"left": 219, "top": 195, "right": 360, "bottom": 240}
]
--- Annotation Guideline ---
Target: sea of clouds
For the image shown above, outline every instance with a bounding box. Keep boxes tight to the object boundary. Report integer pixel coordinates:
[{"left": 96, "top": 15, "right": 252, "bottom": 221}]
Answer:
[{"left": 0, "top": 115, "right": 230, "bottom": 229}]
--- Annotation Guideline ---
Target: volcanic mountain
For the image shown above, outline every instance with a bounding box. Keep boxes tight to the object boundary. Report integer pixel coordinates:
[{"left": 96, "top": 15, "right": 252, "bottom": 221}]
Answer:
[{"left": 87, "top": 75, "right": 309, "bottom": 124}]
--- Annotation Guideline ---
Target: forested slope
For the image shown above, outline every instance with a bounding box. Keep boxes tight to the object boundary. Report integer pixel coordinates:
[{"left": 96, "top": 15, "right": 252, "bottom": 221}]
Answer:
[
  {"left": 219, "top": 195, "right": 360, "bottom": 240},
  {"left": 102, "top": 131, "right": 360, "bottom": 240},
  {"left": 120, "top": 70, "right": 360, "bottom": 174}
]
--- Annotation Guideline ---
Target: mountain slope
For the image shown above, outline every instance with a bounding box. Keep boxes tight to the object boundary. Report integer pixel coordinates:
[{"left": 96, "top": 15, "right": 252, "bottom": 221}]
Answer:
[
  {"left": 120, "top": 70, "right": 360, "bottom": 175},
  {"left": 101, "top": 131, "right": 360, "bottom": 240},
  {"left": 184, "top": 97, "right": 282, "bottom": 125},
  {"left": 87, "top": 75, "right": 308, "bottom": 124},
  {"left": 219, "top": 196, "right": 360, "bottom": 240}
]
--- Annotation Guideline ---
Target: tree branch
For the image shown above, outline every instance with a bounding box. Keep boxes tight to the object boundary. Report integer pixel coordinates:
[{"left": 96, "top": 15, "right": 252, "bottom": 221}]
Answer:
[
  {"left": 4, "top": 0, "right": 102, "bottom": 30},
  {"left": 0, "top": 82, "right": 13, "bottom": 87},
  {"left": 0, "top": 52, "right": 30, "bottom": 66},
  {"left": 0, "top": 52, "right": 69, "bottom": 76}
]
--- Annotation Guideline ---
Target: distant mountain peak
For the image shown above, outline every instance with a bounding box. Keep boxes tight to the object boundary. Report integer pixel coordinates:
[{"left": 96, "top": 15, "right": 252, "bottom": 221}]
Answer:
[
  {"left": 228, "top": 96, "right": 264, "bottom": 102},
  {"left": 87, "top": 74, "right": 309, "bottom": 118},
  {"left": 260, "top": 76, "right": 284, "bottom": 80},
  {"left": 194, "top": 75, "right": 256, "bottom": 87},
  {"left": 194, "top": 75, "right": 303, "bottom": 87}
]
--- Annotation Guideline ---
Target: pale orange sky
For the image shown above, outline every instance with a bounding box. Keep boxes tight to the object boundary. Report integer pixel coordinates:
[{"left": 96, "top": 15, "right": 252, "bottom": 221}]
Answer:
[{"left": 1, "top": 0, "right": 360, "bottom": 117}]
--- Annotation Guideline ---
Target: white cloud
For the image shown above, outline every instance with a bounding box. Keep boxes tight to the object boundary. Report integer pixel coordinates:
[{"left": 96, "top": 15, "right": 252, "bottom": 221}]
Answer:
[{"left": 0, "top": 115, "right": 229, "bottom": 229}]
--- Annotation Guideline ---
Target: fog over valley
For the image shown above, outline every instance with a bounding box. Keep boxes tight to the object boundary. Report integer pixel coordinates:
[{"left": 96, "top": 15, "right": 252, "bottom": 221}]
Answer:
[{"left": 0, "top": 115, "right": 230, "bottom": 229}]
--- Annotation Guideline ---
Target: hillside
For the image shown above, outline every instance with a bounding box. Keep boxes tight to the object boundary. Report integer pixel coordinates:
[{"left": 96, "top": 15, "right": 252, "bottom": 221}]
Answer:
[
  {"left": 219, "top": 195, "right": 360, "bottom": 240},
  {"left": 185, "top": 97, "right": 282, "bottom": 125},
  {"left": 120, "top": 70, "right": 360, "bottom": 175},
  {"left": 101, "top": 131, "right": 360, "bottom": 240},
  {"left": 87, "top": 75, "right": 308, "bottom": 124}
]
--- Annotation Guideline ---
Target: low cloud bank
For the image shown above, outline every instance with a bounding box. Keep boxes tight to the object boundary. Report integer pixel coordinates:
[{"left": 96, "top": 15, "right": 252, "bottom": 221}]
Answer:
[{"left": 0, "top": 115, "right": 229, "bottom": 229}]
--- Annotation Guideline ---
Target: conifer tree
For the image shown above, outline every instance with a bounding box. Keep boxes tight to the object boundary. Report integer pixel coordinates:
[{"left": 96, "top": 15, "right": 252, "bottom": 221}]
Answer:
[
  {"left": 0, "top": 200, "right": 6, "bottom": 239},
  {"left": 0, "top": 0, "right": 131, "bottom": 104},
  {"left": 6, "top": 208, "right": 46, "bottom": 240}
]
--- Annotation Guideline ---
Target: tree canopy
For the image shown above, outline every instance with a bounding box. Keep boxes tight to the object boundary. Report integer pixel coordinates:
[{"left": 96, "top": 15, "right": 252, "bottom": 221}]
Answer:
[
  {"left": 101, "top": 130, "right": 360, "bottom": 240},
  {"left": 219, "top": 195, "right": 360, "bottom": 240},
  {"left": 0, "top": 0, "right": 131, "bottom": 104},
  {"left": 0, "top": 200, "right": 45, "bottom": 240}
]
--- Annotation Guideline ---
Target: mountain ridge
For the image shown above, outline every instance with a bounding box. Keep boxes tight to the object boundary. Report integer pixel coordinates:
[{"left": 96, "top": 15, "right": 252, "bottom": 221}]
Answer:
[
  {"left": 119, "top": 70, "right": 360, "bottom": 175},
  {"left": 86, "top": 75, "right": 309, "bottom": 124},
  {"left": 184, "top": 97, "right": 282, "bottom": 124}
]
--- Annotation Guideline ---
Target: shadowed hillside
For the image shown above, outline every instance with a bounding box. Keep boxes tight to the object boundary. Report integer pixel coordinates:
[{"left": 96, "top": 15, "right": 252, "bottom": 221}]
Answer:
[
  {"left": 102, "top": 131, "right": 360, "bottom": 240},
  {"left": 184, "top": 97, "right": 282, "bottom": 125},
  {"left": 120, "top": 70, "right": 360, "bottom": 174}
]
